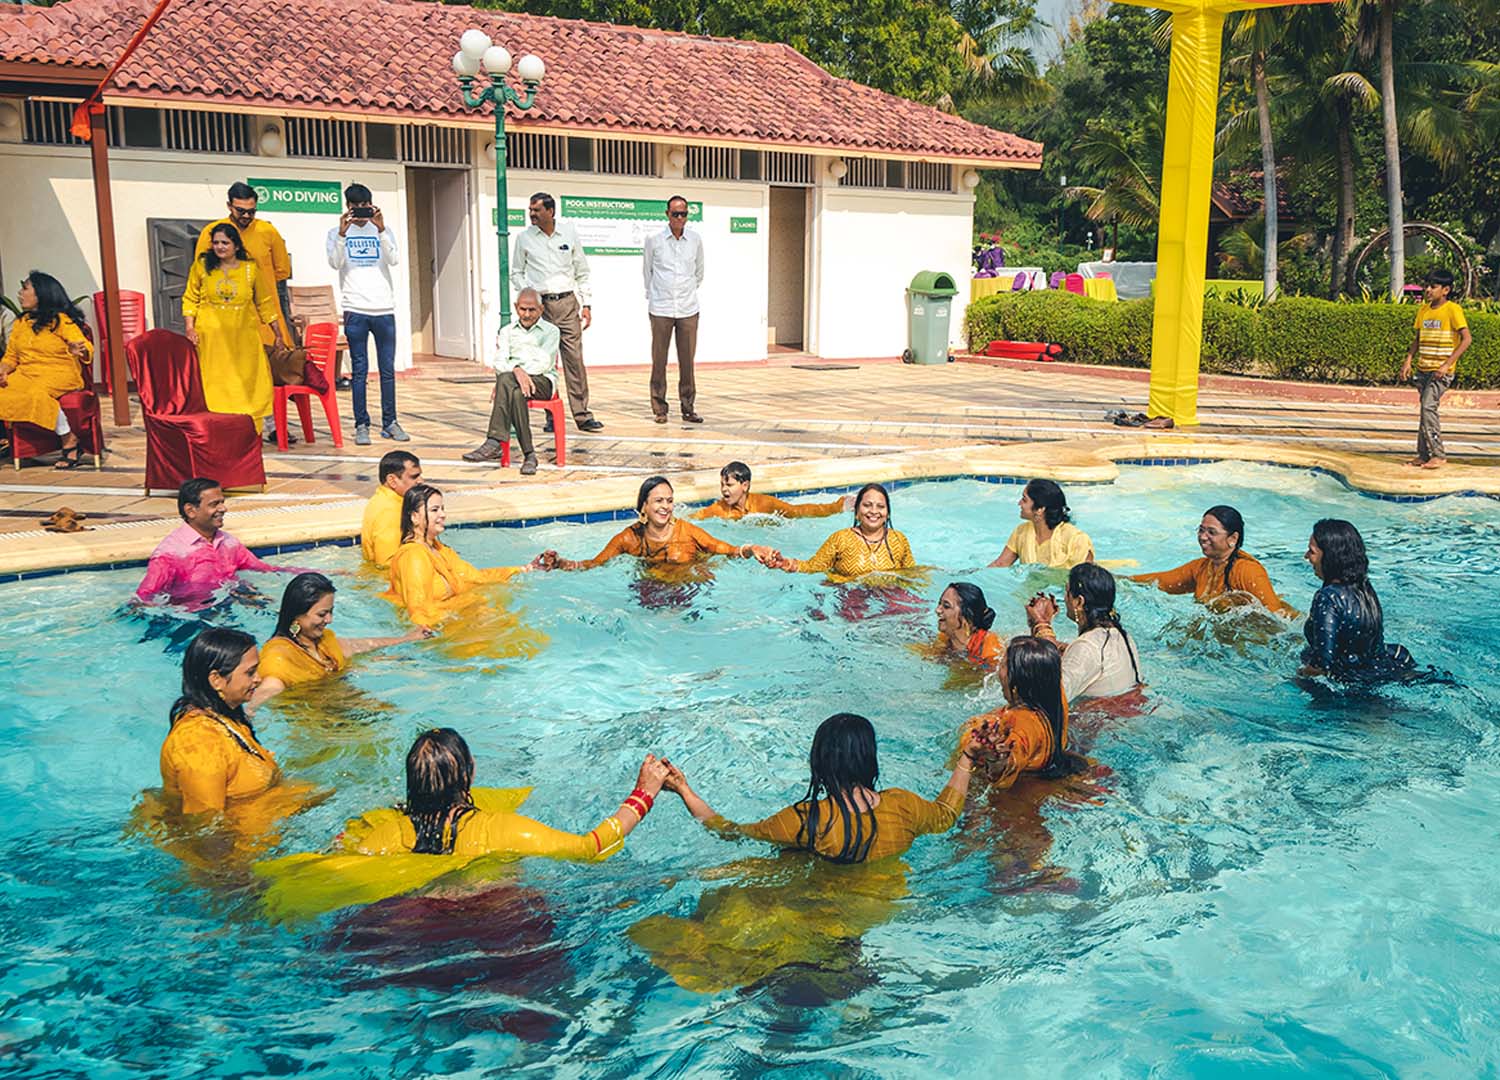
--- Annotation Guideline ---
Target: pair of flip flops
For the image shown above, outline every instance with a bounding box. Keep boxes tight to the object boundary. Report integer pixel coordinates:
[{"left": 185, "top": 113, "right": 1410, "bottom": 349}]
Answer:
[
  {"left": 42, "top": 507, "right": 91, "bottom": 533},
  {"left": 1106, "top": 410, "right": 1174, "bottom": 430}
]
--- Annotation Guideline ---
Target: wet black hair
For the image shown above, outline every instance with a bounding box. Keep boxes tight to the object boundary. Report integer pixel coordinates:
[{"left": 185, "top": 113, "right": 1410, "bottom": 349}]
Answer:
[
  {"left": 720, "top": 461, "right": 752, "bottom": 484},
  {"left": 274, "top": 572, "right": 336, "bottom": 640},
  {"left": 20, "top": 270, "right": 88, "bottom": 336},
  {"left": 1311, "top": 518, "right": 1369, "bottom": 585},
  {"left": 177, "top": 477, "right": 222, "bottom": 521},
  {"left": 399, "top": 483, "right": 442, "bottom": 544},
  {"left": 200, "top": 223, "right": 251, "bottom": 272},
  {"left": 170, "top": 627, "right": 258, "bottom": 740},
  {"left": 634, "top": 475, "right": 672, "bottom": 537},
  {"left": 378, "top": 450, "right": 420, "bottom": 486},
  {"left": 945, "top": 581, "right": 996, "bottom": 632},
  {"left": 1004, "top": 636, "right": 1085, "bottom": 779},
  {"left": 1204, "top": 504, "right": 1246, "bottom": 583},
  {"left": 1066, "top": 562, "right": 1140, "bottom": 686},
  {"left": 1024, "top": 478, "right": 1071, "bottom": 528},
  {"left": 794, "top": 713, "right": 880, "bottom": 864},
  {"left": 401, "top": 728, "right": 477, "bottom": 855}
]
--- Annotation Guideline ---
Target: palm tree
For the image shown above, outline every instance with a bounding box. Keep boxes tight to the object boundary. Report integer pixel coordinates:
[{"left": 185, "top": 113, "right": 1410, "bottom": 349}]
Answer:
[
  {"left": 1352, "top": 0, "right": 1406, "bottom": 299},
  {"left": 1223, "top": 7, "right": 1289, "bottom": 297},
  {"left": 944, "top": 0, "right": 1051, "bottom": 111},
  {"left": 1064, "top": 98, "right": 1166, "bottom": 234}
]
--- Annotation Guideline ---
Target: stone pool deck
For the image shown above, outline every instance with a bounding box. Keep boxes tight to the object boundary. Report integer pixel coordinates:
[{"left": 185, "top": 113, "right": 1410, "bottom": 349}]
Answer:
[{"left": 3, "top": 353, "right": 1498, "bottom": 576}]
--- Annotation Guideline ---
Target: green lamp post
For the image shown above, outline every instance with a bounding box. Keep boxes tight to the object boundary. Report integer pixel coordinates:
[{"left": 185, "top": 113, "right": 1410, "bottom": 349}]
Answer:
[{"left": 452, "top": 30, "right": 545, "bottom": 330}]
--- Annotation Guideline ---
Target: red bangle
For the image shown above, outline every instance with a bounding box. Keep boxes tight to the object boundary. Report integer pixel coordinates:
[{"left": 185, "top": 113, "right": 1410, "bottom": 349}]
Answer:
[
  {"left": 630, "top": 788, "right": 655, "bottom": 812},
  {"left": 623, "top": 796, "right": 650, "bottom": 820}
]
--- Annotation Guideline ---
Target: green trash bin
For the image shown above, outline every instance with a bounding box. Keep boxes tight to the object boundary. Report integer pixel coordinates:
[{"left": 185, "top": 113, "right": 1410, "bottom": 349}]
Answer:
[{"left": 903, "top": 271, "right": 959, "bottom": 364}]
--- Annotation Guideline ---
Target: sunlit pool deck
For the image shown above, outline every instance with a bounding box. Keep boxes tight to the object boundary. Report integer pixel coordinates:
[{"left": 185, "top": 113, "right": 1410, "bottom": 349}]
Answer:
[{"left": 2, "top": 354, "right": 1497, "bottom": 578}]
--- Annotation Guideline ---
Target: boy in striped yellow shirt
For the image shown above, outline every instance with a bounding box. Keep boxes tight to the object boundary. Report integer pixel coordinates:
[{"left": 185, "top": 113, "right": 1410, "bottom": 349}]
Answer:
[{"left": 1400, "top": 268, "right": 1472, "bottom": 469}]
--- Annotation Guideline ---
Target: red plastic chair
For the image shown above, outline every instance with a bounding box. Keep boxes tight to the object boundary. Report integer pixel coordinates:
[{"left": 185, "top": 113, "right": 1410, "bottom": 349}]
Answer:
[
  {"left": 1064, "top": 273, "right": 1087, "bottom": 295},
  {"left": 9, "top": 322, "right": 106, "bottom": 470},
  {"left": 488, "top": 382, "right": 567, "bottom": 467},
  {"left": 93, "top": 289, "right": 146, "bottom": 393},
  {"left": 272, "top": 321, "right": 344, "bottom": 452},
  {"left": 126, "top": 328, "right": 265, "bottom": 495}
]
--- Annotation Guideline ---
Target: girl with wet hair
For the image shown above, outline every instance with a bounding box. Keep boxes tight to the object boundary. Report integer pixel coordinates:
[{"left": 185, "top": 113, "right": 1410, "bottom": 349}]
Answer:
[
  {"left": 960, "top": 636, "right": 1087, "bottom": 788},
  {"left": 1132, "top": 504, "right": 1297, "bottom": 617},
  {"left": 1301, "top": 518, "right": 1415, "bottom": 679},
  {"left": 382, "top": 484, "right": 536, "bottom": 626},
  {"left": 692, "top": 460, "right": 854, "bottom": 521},
  {"left": 1026, "top": 562, "right": 1143, "bottom": 701},
  {"left": 539, "top": 475, "right": 777, "bottom": 570},
  {"left": 933, "top": 581, "right": 1003, "bottom": 668},
  {"left": 991, "top": 479, "right": 1095, "bottom": 568},
  {"left": 768, "top": 482, "right": 917, "bottom": 577},
  {"left": 662, "top": 712, "right": 973, "bottom": 864},
  {"left": 334, "top": 727, "right": 670, "bottom": 860}
]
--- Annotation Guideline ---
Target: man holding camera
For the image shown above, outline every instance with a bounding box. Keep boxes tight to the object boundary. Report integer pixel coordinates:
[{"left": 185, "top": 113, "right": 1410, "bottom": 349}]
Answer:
[{"left": 327, "top": 183, "right": 406, "bottom": 445}]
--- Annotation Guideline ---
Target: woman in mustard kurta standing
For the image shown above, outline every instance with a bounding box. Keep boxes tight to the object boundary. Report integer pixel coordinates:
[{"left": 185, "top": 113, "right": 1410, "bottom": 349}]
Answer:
[
  {"left": 182, "top": 223, "right": 288, "bottom": 422},
  {"left": 0, "top": 272, "right": 92, "bottom": 468},
  {"left": 250, "top": 572, "right": 430, "bottom": 711}
]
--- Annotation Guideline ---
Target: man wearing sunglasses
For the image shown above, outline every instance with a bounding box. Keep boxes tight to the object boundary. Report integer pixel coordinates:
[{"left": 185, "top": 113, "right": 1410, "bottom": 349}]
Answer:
[{"left": 642, "top": 196, "right": 705, "bottom": 424}]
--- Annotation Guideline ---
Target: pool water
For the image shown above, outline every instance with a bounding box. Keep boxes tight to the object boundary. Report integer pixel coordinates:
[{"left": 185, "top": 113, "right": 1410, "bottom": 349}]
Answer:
[{"left": 1, "top": 462, "right": 1497, "bottom": 1076}]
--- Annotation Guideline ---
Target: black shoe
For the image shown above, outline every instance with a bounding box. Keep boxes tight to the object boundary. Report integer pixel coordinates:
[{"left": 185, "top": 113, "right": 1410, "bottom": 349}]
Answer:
[
  {"left": 682, "top": 412, "right": 704, "bottom": 424},
  {"left": 462, "top": 438, "right": 505, "bottom": 463},
  {"left": 335, "top": 377, "right": 351, "bottom": 391},
  {"left": 577, "top": 419, "right": 605, "bottom": 433},
  {"left": 543, "top": 414, "right": 554, "bottom": 433},
  {"left": 520, "top": 453, "right": 539, "bottom": 476}
]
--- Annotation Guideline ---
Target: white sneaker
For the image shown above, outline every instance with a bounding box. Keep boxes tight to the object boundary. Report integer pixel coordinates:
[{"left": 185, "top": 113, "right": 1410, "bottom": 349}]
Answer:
[
  {"left": 382, "top": 422, "right": 410, "bottom": 442},
  {"left": 355, "top": 424, "right": 371, "bottom": 446}
]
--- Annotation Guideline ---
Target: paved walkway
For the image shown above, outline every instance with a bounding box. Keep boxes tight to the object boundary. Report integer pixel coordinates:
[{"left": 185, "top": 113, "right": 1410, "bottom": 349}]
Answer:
[{"left": 3, "top": 353, "right": 1498, "bottom": 542}]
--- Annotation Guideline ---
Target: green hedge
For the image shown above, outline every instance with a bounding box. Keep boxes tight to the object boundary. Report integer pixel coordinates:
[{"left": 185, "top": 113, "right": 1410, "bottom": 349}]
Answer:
[{"left": 964, "top": 290, "right": 1500, "bottom": 387}]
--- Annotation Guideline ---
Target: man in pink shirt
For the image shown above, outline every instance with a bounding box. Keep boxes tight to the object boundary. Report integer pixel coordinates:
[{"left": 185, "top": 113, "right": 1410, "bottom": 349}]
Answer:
[{"left": 135, "top": 478, "right": 301, "bottom": 607}]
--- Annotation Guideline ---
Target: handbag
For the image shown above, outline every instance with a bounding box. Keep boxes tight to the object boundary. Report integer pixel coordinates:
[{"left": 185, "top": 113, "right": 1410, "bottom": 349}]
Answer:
[{"left": 267, "top": 315, "right": 330, "bottom": 393}]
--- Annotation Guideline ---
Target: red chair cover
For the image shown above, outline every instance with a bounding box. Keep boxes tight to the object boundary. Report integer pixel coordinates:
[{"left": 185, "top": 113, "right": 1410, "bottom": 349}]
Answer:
[
  {"left": 126, "top": 328, "right": 265, "bottom": 492},
  {"left": 93, "top": 290, "right": 147, "bottom": 393},
  {"left": 271, "top": 321, "right": 343, "bottom": 452},
  {"left": 1064, "top": 273, "right": 1087, "bottom": 296}
]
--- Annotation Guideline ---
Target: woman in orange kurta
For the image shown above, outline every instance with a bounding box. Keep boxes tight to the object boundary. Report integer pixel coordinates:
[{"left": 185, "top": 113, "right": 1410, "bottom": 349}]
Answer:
[
  {"left": 539, "top": 476, "right": 778, "bottom": 571},
  {"left": 250, "top": 572, "right": 430, "bottom": 711},
  {"left": 1131, "top": 504, "right": 1297, "bottom": 617},
  {"left": 155, "top": 628, "right": 318, "bottom": 835},
  {"left": 0, "top": 272, "right": 92, "bottom": 468},
  {"left": 930, "top": 581, "right": 1004, "bottom": 669},
  {"left": 692, "top": 460, "right": 852, "bottom": 521},
  {"left": 957, "top": 636, "right": 1085, "bottom": 791}
]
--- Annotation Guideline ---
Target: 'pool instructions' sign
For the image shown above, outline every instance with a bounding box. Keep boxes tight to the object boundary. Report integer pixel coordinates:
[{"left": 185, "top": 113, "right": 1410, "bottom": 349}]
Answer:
[
  {"left": 560, "top": 196, "right": 703, "bottom": 256},
  {"left": 247, "top": 178, "right": 343, "bottom": 214}
]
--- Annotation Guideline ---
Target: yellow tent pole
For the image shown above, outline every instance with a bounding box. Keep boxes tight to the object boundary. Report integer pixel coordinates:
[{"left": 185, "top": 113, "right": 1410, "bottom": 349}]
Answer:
[{"left": 1146, "top": 5, "right": 1226, "bottom": 427}]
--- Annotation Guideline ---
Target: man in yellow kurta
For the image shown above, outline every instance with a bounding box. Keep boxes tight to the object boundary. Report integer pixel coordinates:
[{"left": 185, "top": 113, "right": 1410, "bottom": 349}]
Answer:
[
  {"left": 361, "top": 450, "right": 422, "bottom": 568},
  {"left": 194, "top": 182, "right": 292, "bottom": 347}
]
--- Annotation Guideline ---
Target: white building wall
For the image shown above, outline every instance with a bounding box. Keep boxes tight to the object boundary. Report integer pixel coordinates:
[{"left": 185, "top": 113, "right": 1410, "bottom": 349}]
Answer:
[
  {"left": 476, "top": 167, "right": 770, "bottom": 367},
  {"left": 808, "top": 184, "right": 975, "bottom": 360},
  {"left": 0, "top": 140, "right": 413, "bottom": 374}
]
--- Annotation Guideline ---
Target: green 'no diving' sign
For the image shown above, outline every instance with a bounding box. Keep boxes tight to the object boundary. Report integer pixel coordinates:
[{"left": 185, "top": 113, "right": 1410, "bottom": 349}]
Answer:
[{"left": 247, "top": 178, "right": 344, "bottom": 214}]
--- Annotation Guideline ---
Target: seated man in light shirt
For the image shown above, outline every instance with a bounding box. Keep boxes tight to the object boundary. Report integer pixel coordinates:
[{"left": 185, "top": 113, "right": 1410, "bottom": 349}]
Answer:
[
  {"left": 463, "top": 288, "right": 558, "bottom": 475},
  {"left": 361, "top": 449, "right": 422, "bottom": 568}
]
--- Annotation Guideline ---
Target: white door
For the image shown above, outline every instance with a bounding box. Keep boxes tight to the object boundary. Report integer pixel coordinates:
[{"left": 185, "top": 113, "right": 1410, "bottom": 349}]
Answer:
[{"left": 430, "top": 169, "right": 473, "bottom": 358}]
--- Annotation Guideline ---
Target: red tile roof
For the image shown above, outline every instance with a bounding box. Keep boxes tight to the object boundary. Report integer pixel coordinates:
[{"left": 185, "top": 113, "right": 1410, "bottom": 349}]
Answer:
[{"left": 0, "top": 0, "right": 1042, "bottom": 166}]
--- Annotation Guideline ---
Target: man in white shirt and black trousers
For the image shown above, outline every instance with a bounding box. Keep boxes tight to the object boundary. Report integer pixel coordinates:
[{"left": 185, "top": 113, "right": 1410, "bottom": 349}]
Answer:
[
  {"left": 327, "top": 183, "right": 407, "bottom": 446},
  {"left": 510, "top": 192, "right": 603, "bottom": 433},
  {"left": 642, "top": 194, "right": 705, "bottom": 424}
]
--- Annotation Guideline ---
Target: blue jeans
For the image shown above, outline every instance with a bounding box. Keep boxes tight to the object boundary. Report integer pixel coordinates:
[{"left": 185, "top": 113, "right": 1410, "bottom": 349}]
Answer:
[{"left": 345, "top": 311, "right": 397, "bottom": 429}]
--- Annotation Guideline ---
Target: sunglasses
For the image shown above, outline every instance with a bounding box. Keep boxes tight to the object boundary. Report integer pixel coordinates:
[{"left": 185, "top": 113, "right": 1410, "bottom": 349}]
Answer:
[{"left": 669, "top": 210, "right": 688, "bottom": 218}]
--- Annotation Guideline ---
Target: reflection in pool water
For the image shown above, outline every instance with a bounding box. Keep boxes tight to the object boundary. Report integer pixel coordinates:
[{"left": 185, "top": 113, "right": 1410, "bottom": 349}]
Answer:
[{"left": 1, "top": 462, "right": 1497, "bottom": 1074}]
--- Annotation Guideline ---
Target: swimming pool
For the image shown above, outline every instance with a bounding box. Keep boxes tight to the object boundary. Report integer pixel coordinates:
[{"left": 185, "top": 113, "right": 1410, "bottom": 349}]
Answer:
[{"left": 1, "top": 461, "right": 1496, "bottom": 1076}]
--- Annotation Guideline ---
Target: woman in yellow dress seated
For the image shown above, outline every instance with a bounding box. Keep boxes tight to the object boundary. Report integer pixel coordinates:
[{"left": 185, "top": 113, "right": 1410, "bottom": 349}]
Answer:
[
  {"left": 254, "top": 728, "right": 670, "bottom": 922},
  {"left": 629, "top": 712, "right": 974, "bottom": 992},
  {"left": 538, "top": 475, "right": 778, "bottom": 571},
  {"left": 1131, "top": 504, "right": 1297, "bottom": 618},
  {"left": 930, "top": 581, "right": 1003, "bottom": 668},
  {"left": 250, "top": 572, "right": 430, "bottom": 710},
  {"left": 765, "top": 483, "right": 916, "bottom": 577},
  {"left": 382, "top": 483, "right": 537, "bottom": 628},
  {"left": 958, "top": 636, "right": 1087, "bottom": 791},
  {"left": 692, "top": 461, "right": 853, "bottom": 521},
  {"left": 0, "top": 272, "right": 92, "bottom": 469},
  {"left": 182, "top": 223, "right": 289, "bottom": 431},
  {"left": 989, "top": 479, "right": 1094, "bottom": 569},
  {"left": 143, "top": 628, "right": 321, "bottom": 856}
]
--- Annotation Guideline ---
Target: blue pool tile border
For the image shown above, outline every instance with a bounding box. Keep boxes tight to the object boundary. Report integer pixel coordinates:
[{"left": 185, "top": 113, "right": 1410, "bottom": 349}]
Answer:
[{"left": 1, "top": 465, "right": 1493, "bottom": 583}]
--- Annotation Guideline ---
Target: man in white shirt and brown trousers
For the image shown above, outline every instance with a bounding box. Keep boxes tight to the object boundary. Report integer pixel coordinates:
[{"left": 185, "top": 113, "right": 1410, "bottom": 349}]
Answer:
[
  {"left": 643, "top": 195, "right": 705, "bottom": 424},
  {"left": 510, "top": 192, "right": 603, "bottom": 433}
]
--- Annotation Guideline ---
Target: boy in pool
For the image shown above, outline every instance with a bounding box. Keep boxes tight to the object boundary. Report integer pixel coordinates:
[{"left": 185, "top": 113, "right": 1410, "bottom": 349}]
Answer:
[
  {"left": 1400, "top": 268, "right": 1471, "bottom": 469},
  {"left": 692, "top": 461, "right": 854, "bottom": 521}
]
